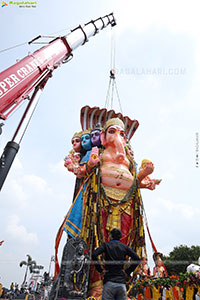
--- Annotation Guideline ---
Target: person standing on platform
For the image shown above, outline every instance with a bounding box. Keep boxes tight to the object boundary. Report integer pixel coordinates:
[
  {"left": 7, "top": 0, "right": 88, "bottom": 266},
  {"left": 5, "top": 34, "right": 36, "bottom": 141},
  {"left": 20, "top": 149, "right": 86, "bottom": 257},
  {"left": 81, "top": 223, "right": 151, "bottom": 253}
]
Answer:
[{"left": 92, "top": 228, "right": 141, "bottom": 300}]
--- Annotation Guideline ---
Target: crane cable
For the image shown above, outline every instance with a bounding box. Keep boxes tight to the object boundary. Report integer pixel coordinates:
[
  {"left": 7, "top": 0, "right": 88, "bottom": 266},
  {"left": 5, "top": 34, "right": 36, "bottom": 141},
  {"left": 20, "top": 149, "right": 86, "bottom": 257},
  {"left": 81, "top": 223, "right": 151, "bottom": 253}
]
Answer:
[
  {"left": 0, "top": 27, "right": 71, "bottom": 54},
  {"left": 0, "top": 42, "right": 28, "bottom": 54},
  {"left": 104, "top": 27, "right": 123, "bottom": 114}
]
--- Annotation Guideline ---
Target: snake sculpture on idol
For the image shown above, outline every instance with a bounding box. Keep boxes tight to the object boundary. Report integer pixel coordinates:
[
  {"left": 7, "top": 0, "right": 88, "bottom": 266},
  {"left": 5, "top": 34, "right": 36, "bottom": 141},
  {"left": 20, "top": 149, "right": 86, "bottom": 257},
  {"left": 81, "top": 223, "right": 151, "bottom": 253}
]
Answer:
[{"left": 51, "top": 106, "right": 162, "bottom": 299}]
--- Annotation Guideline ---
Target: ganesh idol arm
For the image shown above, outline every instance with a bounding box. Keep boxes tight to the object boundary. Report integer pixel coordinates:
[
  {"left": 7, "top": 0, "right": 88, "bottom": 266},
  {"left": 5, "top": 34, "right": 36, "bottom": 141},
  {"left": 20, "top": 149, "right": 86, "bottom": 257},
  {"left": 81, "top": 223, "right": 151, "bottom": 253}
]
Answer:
[
  {"left": 137, "top": 161, "right": 155, "bottom": 188},
  {"left": 74, "top": 147, "right": 100, "bottom": 178},
  {"left": 137, "top": 162, "right": 154, "bottom": 180},
  {"left": 143, "top": 178, "right": 162, "bottom": 190},
  {"left": 73, "top": 164, "right": 86, "bottom": 178},
  {"left": 137, "top": 159, "right": 162, "bottom": 190},
  {"left": 139, "top": 177, "right": 156, "bottom": 190},
  {"left": 87, "top": 146, "right": 100, "bottom": 168},
  {"left": 64, "top": 156, "right": 75, "bottom": 172},
  {"left": 64, "top": 151, "right": 81, "bottom": 174}
]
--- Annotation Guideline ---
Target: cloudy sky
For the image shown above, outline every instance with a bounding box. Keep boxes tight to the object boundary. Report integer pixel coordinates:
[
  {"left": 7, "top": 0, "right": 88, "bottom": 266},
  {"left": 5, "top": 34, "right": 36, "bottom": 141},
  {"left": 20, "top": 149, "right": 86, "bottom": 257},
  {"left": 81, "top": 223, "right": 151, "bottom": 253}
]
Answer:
[{"left": 0, "top": 0, "right": 200, "bottom": 288}]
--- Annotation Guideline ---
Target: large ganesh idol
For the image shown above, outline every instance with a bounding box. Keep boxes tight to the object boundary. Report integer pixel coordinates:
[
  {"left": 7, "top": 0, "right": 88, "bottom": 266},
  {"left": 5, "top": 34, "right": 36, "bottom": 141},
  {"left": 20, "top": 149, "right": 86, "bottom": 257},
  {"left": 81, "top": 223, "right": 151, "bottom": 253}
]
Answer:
[{"left": 55, "top": 106, "right": 161, "bottom": 298}]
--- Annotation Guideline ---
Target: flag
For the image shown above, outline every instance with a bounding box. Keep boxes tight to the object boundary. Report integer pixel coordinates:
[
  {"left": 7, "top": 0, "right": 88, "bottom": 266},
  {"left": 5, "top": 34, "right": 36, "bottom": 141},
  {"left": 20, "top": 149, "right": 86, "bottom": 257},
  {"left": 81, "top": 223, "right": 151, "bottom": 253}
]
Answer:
[{"left": 0, "top": 240, "right": 4, "bottom": 246}]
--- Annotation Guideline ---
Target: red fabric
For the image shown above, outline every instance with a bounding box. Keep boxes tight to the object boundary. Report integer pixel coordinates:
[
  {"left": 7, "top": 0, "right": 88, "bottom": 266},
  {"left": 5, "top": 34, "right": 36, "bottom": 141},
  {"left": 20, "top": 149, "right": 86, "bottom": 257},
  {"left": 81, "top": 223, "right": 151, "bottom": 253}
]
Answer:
[
  {"left": 101, "top": 208, "right": 131, "bottom": 245},
  {"left": 101, "top": 208, "right": 109, "bottom": 242},
  {"left": 144, "top": 286, "right": 151, "bottom": 299},
  {"left": 54, "top": 217, "right": 67, "bottom": 280},
  {"left": 145, "top": 222, "right": 157, "bottom": 253},
  {"left": 121, "top": 213, "right": 131, "bottom": 244},
  {"left": 88, "top": 263, "right": 102, "bottom": 296},
  {"left": 173, "top": 286, "right": 179, "bottom": 300},
  {"left": 137, "top": 293, "right": 143, "bottom": 300},
  {"left": 146, "top": 221, "right": 168, "bottom": 276},
  {"left": 101, "top": 209, "right": 131, "bottom": 244}
]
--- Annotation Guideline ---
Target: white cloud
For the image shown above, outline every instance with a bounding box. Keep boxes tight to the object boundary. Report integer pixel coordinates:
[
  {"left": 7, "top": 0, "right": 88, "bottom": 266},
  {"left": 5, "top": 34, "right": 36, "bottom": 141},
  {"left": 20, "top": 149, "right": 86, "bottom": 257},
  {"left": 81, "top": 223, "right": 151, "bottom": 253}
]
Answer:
[
  {"left": 12, "top": 157, "right": 23, "bottom": 170},
  {"left": 115, "top": 0, "right": 200, "bottom": 36},
  {"left": 48, "top": 160, "right": 76, "bottom": 196},
  {"left": 6, "top": 215, "right": 39, "bottom": 245},
  {"left": 1, "top": 171, "right": 52, "bottom": 209},
  {"left": 162, "top": 171, "right": 175, "bottom": 181},
  {"left": 10, "top": 179, "right": 28, "bottom": 207},
  {"left": 22, "top": 174, "right": 48, "bottom": 194},
  {"left": 157, "top": 197, "right": 200, "bottom": 220},
  {"left": 1, "top": 178, "right": 28, "bottom": 209},
  {"left": 49, "top": 160, "right": 67, "bottom": 176}
]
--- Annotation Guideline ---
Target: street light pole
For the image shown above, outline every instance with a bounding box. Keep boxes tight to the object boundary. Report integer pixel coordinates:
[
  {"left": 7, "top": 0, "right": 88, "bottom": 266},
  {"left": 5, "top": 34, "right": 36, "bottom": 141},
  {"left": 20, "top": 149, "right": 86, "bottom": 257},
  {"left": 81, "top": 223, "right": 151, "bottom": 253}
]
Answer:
[{"left": 48, "top": 256, "right": 55, "bottom": 276}]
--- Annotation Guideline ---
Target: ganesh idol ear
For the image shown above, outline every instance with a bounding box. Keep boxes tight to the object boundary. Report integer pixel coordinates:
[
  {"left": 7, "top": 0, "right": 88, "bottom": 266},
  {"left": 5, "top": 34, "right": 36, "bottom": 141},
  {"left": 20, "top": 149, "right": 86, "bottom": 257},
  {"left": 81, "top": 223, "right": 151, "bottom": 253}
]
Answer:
[{"left": 100, "top": 130, "right": 106, "bottom": 146}]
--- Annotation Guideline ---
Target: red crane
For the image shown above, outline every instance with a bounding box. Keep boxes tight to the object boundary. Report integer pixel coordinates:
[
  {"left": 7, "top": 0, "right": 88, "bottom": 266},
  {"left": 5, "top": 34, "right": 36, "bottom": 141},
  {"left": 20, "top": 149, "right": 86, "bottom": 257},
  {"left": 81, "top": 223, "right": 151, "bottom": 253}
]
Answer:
[{"left": 0, "top": 13, "right": 116, "bottom": 191}]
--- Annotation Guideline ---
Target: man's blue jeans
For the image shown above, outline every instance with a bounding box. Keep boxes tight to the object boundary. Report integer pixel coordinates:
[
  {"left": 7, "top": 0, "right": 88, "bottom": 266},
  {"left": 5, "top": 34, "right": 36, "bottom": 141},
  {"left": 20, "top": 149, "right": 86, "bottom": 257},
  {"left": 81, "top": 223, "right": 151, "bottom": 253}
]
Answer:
[{"left": 102, "top": 281, "right": 127, "bottom": 300}]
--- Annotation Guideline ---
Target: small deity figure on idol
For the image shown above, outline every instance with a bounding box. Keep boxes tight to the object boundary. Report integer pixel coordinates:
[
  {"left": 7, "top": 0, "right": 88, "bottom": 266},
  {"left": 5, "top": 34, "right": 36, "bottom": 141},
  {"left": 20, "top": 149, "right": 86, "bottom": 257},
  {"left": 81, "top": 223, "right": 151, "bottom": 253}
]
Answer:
[
  {"left": 64, "top": 132, "right": 82, "bottom": 173},
  {"left": 79, "top": 129, "right": 92, "bottom": 164},
  {"left": 153, "top": 252, "right": 166, "bottom": 278},
  {"left": 72, "top": 132, "right": 82, "bottom": 153},
  {"left": 78, "top": 129, "right": 101, "bottom": 176},
  {"left": 90, "top": 123, "right": 102, "bottom": 148},
  {"left": 140, "top": 257, "right": 151, "bottom": 277},
  {"left": 138, "top": 159, "right": 162, "bottom": 190},
  {"left": 65, "top": 129, "right": 101, "bottom": 178}
]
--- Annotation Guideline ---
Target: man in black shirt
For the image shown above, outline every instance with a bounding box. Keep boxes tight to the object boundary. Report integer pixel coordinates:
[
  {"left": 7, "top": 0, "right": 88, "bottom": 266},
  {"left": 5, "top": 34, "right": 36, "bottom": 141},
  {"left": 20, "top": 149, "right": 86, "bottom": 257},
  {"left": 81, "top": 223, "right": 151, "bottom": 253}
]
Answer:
[{"left": 92, "top": 228, "right": 141, "bottom": 300}]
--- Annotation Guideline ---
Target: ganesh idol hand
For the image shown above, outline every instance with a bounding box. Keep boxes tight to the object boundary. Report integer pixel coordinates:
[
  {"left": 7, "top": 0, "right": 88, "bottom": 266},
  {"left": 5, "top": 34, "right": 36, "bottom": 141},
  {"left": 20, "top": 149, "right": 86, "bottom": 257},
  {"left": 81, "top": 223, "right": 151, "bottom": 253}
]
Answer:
[
  {"left": 146, "top": 180, "right": 156, "bottom": 190},
  {"left": 64, "top": 157, "right": 74, "bottom": 172},
  {"left": 88, "top": 146, "right": 100, "bottom": 168},
  {"left": 143, "top": 162, "right": 154, "bottom": 176},
  {"left": 73, "top": 166, "right": 82, "bottom": 176},
  {"left": 137, "top": 161, "right": 154, "bottom": 184}
]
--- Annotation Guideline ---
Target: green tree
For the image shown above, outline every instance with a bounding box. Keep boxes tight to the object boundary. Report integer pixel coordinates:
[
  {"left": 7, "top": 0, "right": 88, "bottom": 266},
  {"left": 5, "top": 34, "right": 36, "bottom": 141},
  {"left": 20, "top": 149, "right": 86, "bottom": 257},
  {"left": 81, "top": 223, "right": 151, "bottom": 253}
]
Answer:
[
  {"left": 163, "top": 245, "right": 200, "bottom": 275},
  {"left": 19, "top": 254, "right": 36, "bottom": 284}
]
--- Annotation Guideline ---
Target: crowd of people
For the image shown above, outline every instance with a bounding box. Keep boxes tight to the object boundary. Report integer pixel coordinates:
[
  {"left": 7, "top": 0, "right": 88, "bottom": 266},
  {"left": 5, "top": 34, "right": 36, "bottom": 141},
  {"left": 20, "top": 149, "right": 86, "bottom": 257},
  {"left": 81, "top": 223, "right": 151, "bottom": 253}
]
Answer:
[
  {"left": 1, "top": 245, "right": 200, "bottom": 300},
  {"left": 0, "top": 273, "right": 53, "bottom": 300}
]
